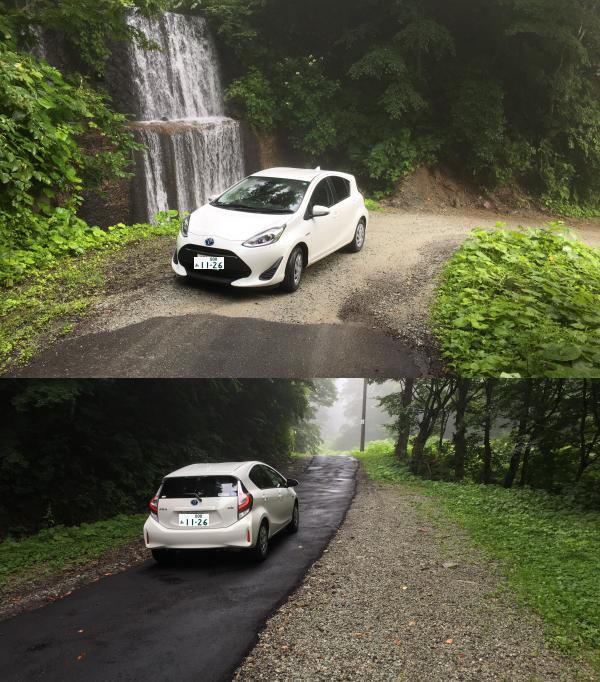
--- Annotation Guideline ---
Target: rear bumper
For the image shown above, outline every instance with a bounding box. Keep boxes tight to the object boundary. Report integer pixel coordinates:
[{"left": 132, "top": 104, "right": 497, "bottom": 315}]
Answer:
[{"left": 144, "top": 515, "right": 253, "bottom": 550}]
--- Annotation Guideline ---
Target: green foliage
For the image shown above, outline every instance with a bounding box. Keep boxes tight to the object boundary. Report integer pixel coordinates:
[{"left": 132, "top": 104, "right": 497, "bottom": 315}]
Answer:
[
  {"left": 355, "top": 441, "right": 600, "bottom": 671},
  {"left": 0, "top": 0, "right": 166, "bottom": 74},
  {"left": 227, "top": 67, "right": 278, "bottom": 131},
  {"left": 432, "top": 227, "right": 600, "bottom": 377},
  {"left": 0, "top": 514, "right": 145, "bottom": 590},
  {"left": 227, "top": 56, "right": 340, "bottom": 159},
  {"left": 0, "top": 44, "right": 149, "bottom": 287},
  {"left": 0, "top": 215, "right": 180, "bottom": 370}
]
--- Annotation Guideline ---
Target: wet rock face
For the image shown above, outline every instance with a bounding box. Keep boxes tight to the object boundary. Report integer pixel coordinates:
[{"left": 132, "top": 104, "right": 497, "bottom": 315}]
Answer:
[{"left": 103, "top": 12, "right": 247, "bottom": 223}]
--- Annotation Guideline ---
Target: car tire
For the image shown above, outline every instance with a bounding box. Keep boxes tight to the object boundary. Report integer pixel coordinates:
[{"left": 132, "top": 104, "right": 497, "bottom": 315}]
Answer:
[
  {"left": 151, "top": 548, "right": 173, "bottom": 564},
  {"left": 347, "top": 219, "right": 366, "bottom": 252},
  {"left": 288, "top": 503, "right": 299, "bottom": 534},
  {"left": 251, "top": 521, "right": 270, "bottom": 562},
  {"left": 280, "top": 246, "right": 304, "bottom": 293}
]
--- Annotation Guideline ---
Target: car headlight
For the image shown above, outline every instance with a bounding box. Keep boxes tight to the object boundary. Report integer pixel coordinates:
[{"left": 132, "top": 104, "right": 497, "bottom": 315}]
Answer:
[
  {"left": 242, "top": 225, "right": 286, "bottom": 248},
  {"left": 180, "top": 215, "right": 190, "bottom": 238}
]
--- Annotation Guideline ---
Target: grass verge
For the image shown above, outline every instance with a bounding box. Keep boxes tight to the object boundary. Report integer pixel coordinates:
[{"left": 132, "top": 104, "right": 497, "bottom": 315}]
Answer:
[
  {"left": 0, "top": 514, "right": 146, "bottom": 591},
  {"left": 352, "top": 440, "right": 600, "bottom": 673},
  {"left": 431, "top": 225, "right": 600, "bottom": 377},
  {"left": 0, "top": 216, "right": 179, "bottom": 372}
]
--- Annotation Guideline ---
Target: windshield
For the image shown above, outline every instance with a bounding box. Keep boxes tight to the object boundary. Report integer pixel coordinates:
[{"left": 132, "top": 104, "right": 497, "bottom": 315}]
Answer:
[{"left": 212, "top": 176, "right": 309, "bottom": 214}]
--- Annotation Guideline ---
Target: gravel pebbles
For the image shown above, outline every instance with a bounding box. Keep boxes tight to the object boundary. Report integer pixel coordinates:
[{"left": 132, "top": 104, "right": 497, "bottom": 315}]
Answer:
[{"left": 234, "top": 470, "right": 593, "bottom": 682}]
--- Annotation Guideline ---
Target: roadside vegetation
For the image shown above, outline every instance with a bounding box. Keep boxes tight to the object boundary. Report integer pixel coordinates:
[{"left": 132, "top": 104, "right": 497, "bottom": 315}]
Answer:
[
  {"left": 432, "top": 227, "right": 600, "bottom": 377},
  {"left": 361, "top": 378, "right": 600, "bottom": 671},
  {"left": 353, "top": 440, "right": 600, "bottom": 673},
  {"left": 0, "top": 215, "right": 179, "bottom": 371},
  {"left": 0, "top": 514, "right": 145, "bottom": 591}
]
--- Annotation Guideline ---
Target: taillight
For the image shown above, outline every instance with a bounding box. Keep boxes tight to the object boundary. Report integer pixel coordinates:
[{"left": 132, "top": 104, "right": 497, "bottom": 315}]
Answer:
[
  {"left": 238, "top": 487, "right": 253, "bottom": 519},
  {"left": 149, "top": 495, "right": 158, "bottom": 515}
]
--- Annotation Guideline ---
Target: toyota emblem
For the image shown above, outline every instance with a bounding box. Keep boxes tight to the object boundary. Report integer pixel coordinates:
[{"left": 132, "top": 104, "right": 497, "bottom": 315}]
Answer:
[{"left": 205, "top": 238, "right": 215, "bottom": 246}]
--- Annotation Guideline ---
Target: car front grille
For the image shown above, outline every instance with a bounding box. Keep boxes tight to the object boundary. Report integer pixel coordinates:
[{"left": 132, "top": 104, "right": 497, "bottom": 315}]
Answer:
[{"left": 177, "top": 244, "right": 252, "bottom": 283}]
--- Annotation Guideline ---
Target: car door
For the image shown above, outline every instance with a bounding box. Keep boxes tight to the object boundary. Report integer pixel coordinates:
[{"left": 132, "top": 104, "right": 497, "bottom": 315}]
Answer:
[
  {"left": 249, "top": 465, "right": 279, "bottom": 530},
  {"left": 262, "top": 465, "right": 295, "bottom": 532},
  {"left": 304, "top": 178, "right": 338, "bottom": 262},
  {"left": 329, "top": 175, "right": 356, "bottom": 248}
]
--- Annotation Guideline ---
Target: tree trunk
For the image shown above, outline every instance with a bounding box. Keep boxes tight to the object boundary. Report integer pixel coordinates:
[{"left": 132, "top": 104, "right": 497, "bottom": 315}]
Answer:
[
  {"left": 504, "top": 381, "right": 532, "bottom": 488},
  {"left": 394, "top": 378, "right": 414, "bottom": 461},
  {"left": 452, "top": 379, "right": 470, "bottom": 481},
  {"left": 482, "top": 379, "right": 494, "bottom": 484}
]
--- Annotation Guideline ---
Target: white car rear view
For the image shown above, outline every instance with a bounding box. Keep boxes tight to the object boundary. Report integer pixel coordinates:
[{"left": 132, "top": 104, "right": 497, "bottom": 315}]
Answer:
[
  {"left": 144, "top": 461, "right": 299, "bottom": 562},
  {"left": 171, "top": 167, "right": 368, "bottom": 292}
]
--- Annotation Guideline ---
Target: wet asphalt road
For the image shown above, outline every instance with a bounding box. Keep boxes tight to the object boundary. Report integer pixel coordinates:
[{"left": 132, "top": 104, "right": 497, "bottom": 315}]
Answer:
[
  {"left": 0, "top": 456, "right": 358, "bottom": 682},
  {"left": 10, "top": 315, "right": 423, "bottom": 378}
]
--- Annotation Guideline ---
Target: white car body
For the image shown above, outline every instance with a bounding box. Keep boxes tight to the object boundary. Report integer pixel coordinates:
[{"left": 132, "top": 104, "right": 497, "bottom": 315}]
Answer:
[
  {"left": 144, "top": 461, "right": 299, "bottom": 560},
  {"left": 171, "top": 167, "right": 368, "bottom": 289}
]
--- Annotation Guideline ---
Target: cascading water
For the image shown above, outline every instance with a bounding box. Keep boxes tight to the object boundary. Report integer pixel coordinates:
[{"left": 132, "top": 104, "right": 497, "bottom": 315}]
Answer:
[{"left": 126, "top": 13, "right": 245, "bottom": 222}]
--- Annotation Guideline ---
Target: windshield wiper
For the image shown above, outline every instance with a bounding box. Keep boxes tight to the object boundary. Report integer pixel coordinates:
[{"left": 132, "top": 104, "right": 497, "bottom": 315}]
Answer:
[{"left": 215, "top": 202, "right": 294, "bottom": 214}]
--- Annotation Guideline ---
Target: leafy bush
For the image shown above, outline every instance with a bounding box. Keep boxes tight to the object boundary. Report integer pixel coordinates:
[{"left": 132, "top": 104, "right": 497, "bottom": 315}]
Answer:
[{"left": 432, "top": 226, "right": 600, "bottom": 377}]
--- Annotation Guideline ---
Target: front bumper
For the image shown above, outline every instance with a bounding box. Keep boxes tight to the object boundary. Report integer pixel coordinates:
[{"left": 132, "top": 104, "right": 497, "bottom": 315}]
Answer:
[
  {"left": 144, "top": 515, "right": 253, "bottom": 550},
  {"left": 172, "top": 236, "right": 287, "bottom": 288}
]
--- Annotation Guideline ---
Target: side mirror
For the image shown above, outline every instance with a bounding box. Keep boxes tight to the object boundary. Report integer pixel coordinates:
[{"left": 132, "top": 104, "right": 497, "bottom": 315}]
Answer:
[
  {"left": 286, "top": 478, "right": 299, "bottom": 487},
  {"left": 311, "top": 205, "right": 330, "bottom": 218}
]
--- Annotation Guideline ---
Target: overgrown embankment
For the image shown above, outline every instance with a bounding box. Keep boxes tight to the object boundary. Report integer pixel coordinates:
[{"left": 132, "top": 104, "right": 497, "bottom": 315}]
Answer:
[{"left": 353, "top": 441, "right": 600, "bottom": 674}]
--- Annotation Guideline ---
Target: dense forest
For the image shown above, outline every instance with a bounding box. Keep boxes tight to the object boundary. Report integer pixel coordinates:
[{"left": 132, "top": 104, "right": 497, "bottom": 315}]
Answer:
[
  {"left": 0, "top": 379, "right": 334, "bottom": 536},
  {"left": 380, "top": 379, "right": 600, "bottom": 507},
  {"left": 200, "top": 0, "right": 600, "bottom": 209}
]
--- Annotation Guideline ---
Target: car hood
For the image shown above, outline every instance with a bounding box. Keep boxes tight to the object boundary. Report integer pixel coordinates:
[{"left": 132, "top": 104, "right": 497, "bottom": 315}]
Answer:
[{"left": 188, "top": 203, "right": 292, "bottom": 242}]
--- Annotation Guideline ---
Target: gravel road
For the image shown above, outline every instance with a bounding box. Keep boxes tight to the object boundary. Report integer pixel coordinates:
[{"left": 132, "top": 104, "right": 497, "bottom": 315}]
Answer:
[
  {"left": 234, "top": 468, "right": 594, "bottom": 682},
  {"left": 12, "top": 209, "right": 600, "bottom": 378}
]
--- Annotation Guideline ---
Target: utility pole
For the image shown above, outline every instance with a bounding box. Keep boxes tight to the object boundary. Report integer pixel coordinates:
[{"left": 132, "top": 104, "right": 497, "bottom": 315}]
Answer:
[{"left": 360, "top": 378, "right": 368, "bottom": 451}]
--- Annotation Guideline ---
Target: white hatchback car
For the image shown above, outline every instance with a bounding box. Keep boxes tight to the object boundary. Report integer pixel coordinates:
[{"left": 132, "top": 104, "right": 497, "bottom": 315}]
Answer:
[
  {"left": 144, "top": 461, "right": 299, "bottom": 563},
  {"left": 171, "top": 167, "right": 368, "bottom": 292}
]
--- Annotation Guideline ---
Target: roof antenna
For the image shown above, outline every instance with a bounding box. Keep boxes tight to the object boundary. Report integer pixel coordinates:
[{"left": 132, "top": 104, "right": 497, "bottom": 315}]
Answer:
[{"left": 315, "top": 165, "right": 321, "bottom": 170}]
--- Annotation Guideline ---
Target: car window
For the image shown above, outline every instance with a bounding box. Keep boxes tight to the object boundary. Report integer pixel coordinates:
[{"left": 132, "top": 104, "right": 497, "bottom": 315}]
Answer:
[
  {"left": 330, "top": 176, "right": 351, "bottom": 203},
  {"left": 308, "top": 178, "right": 334, "bottom": 209},
  {"left": 262, "top": 466, "right": 287, "bottom": 488},
  {"left": 249, "top": 465, "right": 272, "bottom": 490},
  {"left": 159, "top": 476, "right": 238, "bottom": 498}
]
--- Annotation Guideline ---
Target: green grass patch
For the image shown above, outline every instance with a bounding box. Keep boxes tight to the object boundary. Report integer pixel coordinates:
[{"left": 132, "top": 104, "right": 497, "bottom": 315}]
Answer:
[
  {"left": 431, "top": 225, "right": 600, "bottom": 377},
  {"left": 353, "top": 440, "right": 600, "bottom": 673},
  {"left": 0, "top": 213, "right": 180, "bottom": 372},
  {"left": 364, "top": 197, "right": 384, "bottom": 212},
  {"left": 0, "top": 514, "right": 146, "bottom": 591}
]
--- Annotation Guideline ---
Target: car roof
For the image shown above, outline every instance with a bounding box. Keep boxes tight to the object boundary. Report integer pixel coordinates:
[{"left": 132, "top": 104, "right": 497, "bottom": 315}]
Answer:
[
  {"left": 252, "top": 167, "right": 354, "bottom": 183},
  {"left": 164, "top": 461, "right": 263, "bottom": 478}
]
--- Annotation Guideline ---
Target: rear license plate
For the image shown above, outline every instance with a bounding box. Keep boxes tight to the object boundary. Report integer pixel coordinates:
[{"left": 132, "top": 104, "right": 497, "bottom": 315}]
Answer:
[
  {"left": 194, "top": 256, "right": 224, "bottom": 270},
  {"left": 178, "top": 513, "right": 209, "bottom": 527}
]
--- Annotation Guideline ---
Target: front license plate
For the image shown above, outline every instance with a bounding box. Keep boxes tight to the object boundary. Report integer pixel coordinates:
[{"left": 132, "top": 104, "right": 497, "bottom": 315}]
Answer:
[
  {"left": 178, "top": 513, "right": 209, "bottom": 527},
  {"left": 194, "top": 256, "right": 224, "bottom": 270}
]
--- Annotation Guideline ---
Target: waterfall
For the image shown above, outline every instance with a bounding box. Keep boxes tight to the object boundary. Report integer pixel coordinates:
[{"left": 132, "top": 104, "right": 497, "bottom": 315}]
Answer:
[{"left": 126, "top": 13, "right": 245, "bottom": 222}]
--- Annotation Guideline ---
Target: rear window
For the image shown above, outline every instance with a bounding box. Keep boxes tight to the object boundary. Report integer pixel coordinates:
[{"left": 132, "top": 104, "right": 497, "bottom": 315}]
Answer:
[{"left": 159, "top": 476, "right": 238, "bottom": 498}]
